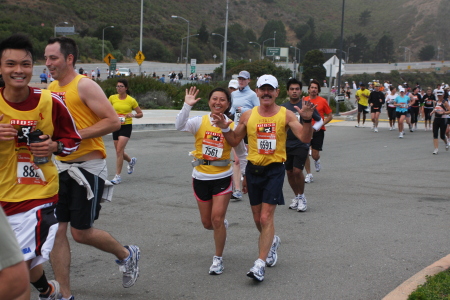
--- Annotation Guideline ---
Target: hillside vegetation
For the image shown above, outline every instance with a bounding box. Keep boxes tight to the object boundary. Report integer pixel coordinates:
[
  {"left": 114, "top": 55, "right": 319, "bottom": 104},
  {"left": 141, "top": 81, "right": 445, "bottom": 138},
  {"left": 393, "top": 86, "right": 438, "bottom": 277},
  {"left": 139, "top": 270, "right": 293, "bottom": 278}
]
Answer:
[{"left": 0, "top": 0, "right": 448, "bottom": 63}]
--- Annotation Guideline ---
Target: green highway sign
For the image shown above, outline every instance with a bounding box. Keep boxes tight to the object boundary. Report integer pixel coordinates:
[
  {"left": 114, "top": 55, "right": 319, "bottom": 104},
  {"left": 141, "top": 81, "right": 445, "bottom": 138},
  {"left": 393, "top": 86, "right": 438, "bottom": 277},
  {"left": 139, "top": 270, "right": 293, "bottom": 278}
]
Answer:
[
  {"left": 110, "top": 59, "right": 117, "bottom": 74},
  {"left": 266, "top": 47, "right": 280, "bottom": 56},
  {"left": 191, "top": 66, "right": 196, "bottom": 74}
]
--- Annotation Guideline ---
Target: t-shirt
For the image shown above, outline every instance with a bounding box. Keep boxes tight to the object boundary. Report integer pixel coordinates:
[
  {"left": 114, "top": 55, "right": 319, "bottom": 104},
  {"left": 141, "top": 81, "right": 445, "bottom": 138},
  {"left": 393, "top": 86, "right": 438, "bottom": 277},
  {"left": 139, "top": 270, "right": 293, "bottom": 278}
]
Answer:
[
  {"left": 395, "top": 95, "right": 409, "bottom": 112},
  {"left": 423, "top": 94, "right": 436, "bottom": 108},
  {"left": 385, "top": 93, "right": 398, "bottom": 108},
  {"left": 356, "top": 89, "right": 370, "bottom": 106},
  {"left": 304, "top": 96, "right": 332, "bottom": 131},
  {"left": 108, "top": 94, "right": 139, "bottom": 125}
]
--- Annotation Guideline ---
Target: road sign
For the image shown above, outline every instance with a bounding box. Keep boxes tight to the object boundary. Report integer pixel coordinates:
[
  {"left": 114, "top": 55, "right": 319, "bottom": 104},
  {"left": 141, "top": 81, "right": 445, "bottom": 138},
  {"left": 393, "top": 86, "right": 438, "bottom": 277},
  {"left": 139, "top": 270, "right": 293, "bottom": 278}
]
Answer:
[
  {"left": 135, "top": 51, "right": 145, "bottom": 65},
  {"left": 266, "top": 47, "right": 280, "bottom": 56},
  {"left": 320, "top": 48, "right": 337, "bottom": 54},
  {"left": 103, "top": 53, "right": 115, "bottom": 66},
  {"left": 191, "top": 59, "right": 197, "bottom": 66},
  {"left": 336, "top": 94, "right": 345, "bottom": 102},
  {"left": 436, "top": 67, "right": 441, "bottom": 71},
  {"left": 191, "top": 66, "right": 196, "bottom": 74},
  {"left": 110, "top": 59, "right": 117, "bottom": 74}
]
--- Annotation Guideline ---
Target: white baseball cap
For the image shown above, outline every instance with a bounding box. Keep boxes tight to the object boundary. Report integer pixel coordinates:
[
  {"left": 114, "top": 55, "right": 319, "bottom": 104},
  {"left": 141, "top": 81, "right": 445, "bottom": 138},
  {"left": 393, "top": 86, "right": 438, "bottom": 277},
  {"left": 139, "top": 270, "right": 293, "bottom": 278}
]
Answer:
[
  {"left": 228, "top": 79, "right": 239, "bottom": 89},
  {"left": 256, "top": 74, "right": 278, "bottom": 89}
]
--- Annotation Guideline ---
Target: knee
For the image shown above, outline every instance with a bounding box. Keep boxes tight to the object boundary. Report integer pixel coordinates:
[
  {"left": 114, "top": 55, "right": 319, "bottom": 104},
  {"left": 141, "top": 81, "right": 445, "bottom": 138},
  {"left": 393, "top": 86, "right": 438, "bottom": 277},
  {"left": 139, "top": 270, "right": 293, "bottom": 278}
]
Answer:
[
  {"left": 259, "top": 213, "right": 273, "bottom": 228},
  {"left": 292, "top": 168, "right": 302, "bottom": 177},
  {"left": 70, "top": 227, "right": 90, "bottom": 244},
  {"left": 211, "top": 215, "right": 224, "bottom": 229},
  {"left": 201, "top": 219, "right": 213, "bottom": 230}
]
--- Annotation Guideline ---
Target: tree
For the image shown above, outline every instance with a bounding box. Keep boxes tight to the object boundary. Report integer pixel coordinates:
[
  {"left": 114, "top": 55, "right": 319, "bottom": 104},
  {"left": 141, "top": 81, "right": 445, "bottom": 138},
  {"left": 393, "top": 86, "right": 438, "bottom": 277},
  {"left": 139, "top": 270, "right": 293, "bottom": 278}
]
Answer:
[
  {"left": 373, "top": 34, "right": 394, "bottom": 63},
  {"left": 258, "top": 20, "right": 287, "bottom": 47},
  {"left": 197, "top": 22, "right": 209, "bottom": 44},
  {"left": 359, "top": 9, "right": 371, "bottom": 26},
  {"left": 299, "top": 18, "right": 318, "bottom": 62},
  {"left": 418, "top": 45, "right": 435, "bottom": 61},
  {"left": 302, "top": 49, "right": 326, "bottom": 85}
]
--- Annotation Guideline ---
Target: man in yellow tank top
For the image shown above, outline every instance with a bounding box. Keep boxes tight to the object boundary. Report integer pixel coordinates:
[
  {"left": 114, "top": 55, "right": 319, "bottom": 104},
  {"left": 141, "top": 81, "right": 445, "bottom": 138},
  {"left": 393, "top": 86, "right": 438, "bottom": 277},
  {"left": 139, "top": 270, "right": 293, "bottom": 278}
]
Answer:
[
  {"left": 45, "top": 37, "right": 140, "bottom": 300},
  {"left": 212, "top": 74, "right": 316, "bottom": 282}
]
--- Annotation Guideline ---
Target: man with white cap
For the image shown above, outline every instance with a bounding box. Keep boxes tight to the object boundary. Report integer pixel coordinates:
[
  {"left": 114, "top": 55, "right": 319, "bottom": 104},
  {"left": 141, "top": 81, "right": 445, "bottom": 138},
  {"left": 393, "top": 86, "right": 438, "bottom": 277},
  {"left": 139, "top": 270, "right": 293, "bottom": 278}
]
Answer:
[
  {"left": 229, "top": 71, "right": 259, "bottom": 200},
  {"left": 212, "top": 74, "right": 316, "bottom": 282}
]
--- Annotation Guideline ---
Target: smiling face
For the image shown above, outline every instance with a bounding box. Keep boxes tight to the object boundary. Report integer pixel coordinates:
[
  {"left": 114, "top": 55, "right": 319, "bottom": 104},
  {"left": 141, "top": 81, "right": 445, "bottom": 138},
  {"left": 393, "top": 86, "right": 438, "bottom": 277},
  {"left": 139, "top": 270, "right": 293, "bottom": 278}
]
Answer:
[
  {"left": 256, "top": 85, "right": 279, "bottom": 106},
  {"left": 208, "top": 91, "right": 230, "bottom": 114},
  {"left": 44, "top": 42, "right": 73, "bottom": 81},
  {"left": 0, "top": 49, "right": 33, "bottom": 90}
]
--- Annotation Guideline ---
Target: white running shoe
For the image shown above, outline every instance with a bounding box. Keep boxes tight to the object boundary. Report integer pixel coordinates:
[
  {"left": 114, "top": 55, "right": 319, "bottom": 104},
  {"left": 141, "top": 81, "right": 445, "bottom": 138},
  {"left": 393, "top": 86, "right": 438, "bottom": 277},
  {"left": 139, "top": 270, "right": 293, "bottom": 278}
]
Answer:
[
  {"left": 111, "top": 174, "right": 122, "bottom": 184},
  {"left": 127, "top": 157, "right": 137, "bottom": 174},
  {"left": 399, "top": 132, "right": 403, "bottom": 139},
  {"left": 209, "top": 256, "right": 224, "bottom": 275},
  {"left": 288, "top": 197, "right": 299, "bottom": 210},
  {"left": 231, "top": 190, "right": 243, "bottom": 201},
  {"left": 355, "top": 124, "right": 360, "bottom": 128},
  {"left": 446, "top": 144, "right": 449, "bottom": 151},
  {"left": 117, "top": 245, "right": 140, "bottom": 288},
  {"left": 433, "top": 148, "right": 438, "bottom": 155},
  {"left": 297, "top": 195, "right": 307, "bottom": 212},
  {"left": 304, "top": 174, "right": 313, "bottom": 183},
  {"left": 266, "top": 235, "right": 281, "bottom": 267},
  {"left": 314, "top": 159, "right": 321, "bottom": 172},
  {"left": 247, "top": 259, "right": 265, "bottom": 282},
  {"left": 374, "top": 127, "right": 378, "bottom": 133},
  {"left": 38, "top": 280, "right": 60, "bottom": 300},
  {"left": 224, "top": 219, "right": 228, "bottom": 229},
  {"left": 389, "top": 127, "right": 393, "bottom": 131}
]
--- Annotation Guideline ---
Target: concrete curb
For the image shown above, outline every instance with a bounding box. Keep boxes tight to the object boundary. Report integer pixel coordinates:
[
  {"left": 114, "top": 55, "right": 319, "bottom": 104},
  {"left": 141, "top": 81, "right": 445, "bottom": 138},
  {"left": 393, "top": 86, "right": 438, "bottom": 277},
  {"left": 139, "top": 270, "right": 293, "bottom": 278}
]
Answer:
[
  {"left": 132, "top": 123, "right": 175, "bottom": 131},
  {"left": 383, "top": 254, "right": 450, "bottom": 300}
]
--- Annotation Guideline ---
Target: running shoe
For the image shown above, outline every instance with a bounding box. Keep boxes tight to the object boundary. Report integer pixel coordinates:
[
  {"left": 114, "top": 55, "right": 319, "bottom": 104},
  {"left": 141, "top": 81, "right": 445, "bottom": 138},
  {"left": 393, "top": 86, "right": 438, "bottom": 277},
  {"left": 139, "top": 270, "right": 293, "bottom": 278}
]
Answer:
[
  {"left": 433, "top": 148, "right": 438, "bottom": 155},
  {"left": 232, "top": 190, "right": 243, "bottom": 201},
  {"left": 389, "top": 127, "right": 393, "bottom": 131},
  {"left": 127, "top": 157, "right": 137, "bottom": 174},
  {"left": 355, "top": 124, "right": 360, "bottom": 128},
  {"left": 374, "top": 127, "right": 378, "bottom": 133},
  {"left": 38, "top": 280, "right": 60, "bottom": 300},
  {"left": 297, "top": 195, "right": 307, "bottom": 212},
  {"left": 247, "top": 259, "right": 265, "bottom": 282},
  {"left": 446, "top": 144, "right": 449, "bottom": 151},
  {"left": 266, "top": 235, "right": 281, "bottom": 267},
  {"left": 399, "top": 132, "right": 403, "bottom": 139},
  {"left": 111, "top": 174, "right": 122, "bottom": 185},
  {"left": 116, "top": 245, "right": 140, "bottom": 288},
  {"left": 304, "top": 174, "right": 314, "bottom": 183},
  {"left": 209, "top": 256, "right": 224, "bottom": 275},
  {"left": 288, "top": 197, "right": 299, "bottom": 210},
  {"left": 314, "top": 159, "right": 321, "bottom": 172},
  {"left": 224, "top": 219, "right": 228, "bottom": 229}
]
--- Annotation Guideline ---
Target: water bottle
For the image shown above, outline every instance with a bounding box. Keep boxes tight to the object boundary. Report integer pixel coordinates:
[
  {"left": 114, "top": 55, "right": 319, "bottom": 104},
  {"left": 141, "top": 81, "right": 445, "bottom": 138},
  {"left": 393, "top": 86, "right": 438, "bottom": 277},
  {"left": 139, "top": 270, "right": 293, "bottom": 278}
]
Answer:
[{"left": 28, "top": 129, "right": 49, "bottom": 164}]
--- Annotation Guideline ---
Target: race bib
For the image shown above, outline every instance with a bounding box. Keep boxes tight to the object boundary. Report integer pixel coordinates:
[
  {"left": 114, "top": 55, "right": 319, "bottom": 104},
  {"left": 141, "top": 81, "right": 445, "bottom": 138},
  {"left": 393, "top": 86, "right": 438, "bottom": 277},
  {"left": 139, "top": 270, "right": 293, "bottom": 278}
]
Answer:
[
  {"left": 202, "top": 131, "right": 224, "bottom": 160},
  {"left": 16, "top": 153, "right": 46, "bottom": 185},
  {"left": 118, "top": 114, "right": 126, "bottom": 124},
  {"left": 256, "top": 123, "right": 276, "bottom": 154}
]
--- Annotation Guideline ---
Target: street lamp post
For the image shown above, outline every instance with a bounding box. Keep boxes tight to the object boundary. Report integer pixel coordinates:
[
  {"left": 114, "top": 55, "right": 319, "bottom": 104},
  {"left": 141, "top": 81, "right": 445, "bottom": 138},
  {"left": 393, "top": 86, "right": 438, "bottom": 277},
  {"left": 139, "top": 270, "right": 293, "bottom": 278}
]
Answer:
[
  {"left": 102, "top": 26, "right": 114, "bottom": 61},
  {"left": 212, "top": 33, "right": 228, "bottom": 62},
  {"left": 347, "top": 45, "right": 356, "bottom": 63},
  {"left": 290, "top": 46, "right": 300, "bottom": 63},
  {"left": 54, "top": 21, "right": 68, "bottom": 38},
  {"left": 262, "top": 38, "right": 274, "bottom": 59},
  {"left": 336, "top": 0, "right": 345, "bottom": 116},
  {"left": 172, "top": 15, "right": 190, "bottom": 77},
  {"left": 249, "top": 42, "right": 262, "bottom": 60},
  {"left": 399, "top": 46, "right": 410, "bottom": 62},
  {"left": 181, "top": 34, "right": 199, "bottom": 64}
]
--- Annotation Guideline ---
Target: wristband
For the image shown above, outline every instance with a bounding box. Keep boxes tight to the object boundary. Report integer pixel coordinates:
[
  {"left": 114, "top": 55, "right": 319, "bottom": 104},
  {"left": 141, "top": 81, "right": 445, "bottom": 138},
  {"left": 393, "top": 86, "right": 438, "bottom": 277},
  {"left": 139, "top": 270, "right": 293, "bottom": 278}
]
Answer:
[
  {"left": 303, "top": 119, "right": 312, "bottom": 123},
  {"left": 221, "top": 127, "right": 231, "bottom": 132}
]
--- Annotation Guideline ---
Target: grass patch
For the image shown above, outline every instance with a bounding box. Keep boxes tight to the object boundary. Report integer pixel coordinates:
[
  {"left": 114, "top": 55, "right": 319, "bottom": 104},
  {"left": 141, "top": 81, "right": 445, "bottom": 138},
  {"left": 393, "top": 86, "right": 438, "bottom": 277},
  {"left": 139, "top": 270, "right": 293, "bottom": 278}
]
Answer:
[{"left": 408, "top": 269, "right": 450, "bottom": 300}]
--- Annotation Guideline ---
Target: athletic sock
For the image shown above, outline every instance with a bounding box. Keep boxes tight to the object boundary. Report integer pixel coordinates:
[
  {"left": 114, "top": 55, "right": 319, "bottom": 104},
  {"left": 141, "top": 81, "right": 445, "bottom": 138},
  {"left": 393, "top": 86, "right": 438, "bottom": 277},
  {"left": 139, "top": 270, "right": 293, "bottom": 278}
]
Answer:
[{"left": 32, "top": 271, "right": 51, "bottom": 295}]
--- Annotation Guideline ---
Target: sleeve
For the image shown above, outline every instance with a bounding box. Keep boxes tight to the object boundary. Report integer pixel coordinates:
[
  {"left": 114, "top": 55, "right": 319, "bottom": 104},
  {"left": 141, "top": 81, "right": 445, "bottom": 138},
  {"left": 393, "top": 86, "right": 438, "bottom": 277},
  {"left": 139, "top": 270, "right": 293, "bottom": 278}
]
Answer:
[
  {"left": 108, "top": 95, "right": 114, "bottom": 105},
  {"left": 175, "top": 102, "right": 201, "bottom": 134},
  {"left": 131, "top": 97, "right": 139, "bottom": 109},
  {"left": 51, "top": 95, "right": 82, "bottom": 157}
]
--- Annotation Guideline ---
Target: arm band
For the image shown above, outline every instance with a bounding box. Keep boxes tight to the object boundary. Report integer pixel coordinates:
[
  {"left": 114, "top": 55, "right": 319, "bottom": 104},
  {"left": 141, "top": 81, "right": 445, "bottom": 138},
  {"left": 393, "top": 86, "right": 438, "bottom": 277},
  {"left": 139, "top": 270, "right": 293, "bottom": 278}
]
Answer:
[{"left": 221, "top": 127, "right": 231, "bottom": 132}]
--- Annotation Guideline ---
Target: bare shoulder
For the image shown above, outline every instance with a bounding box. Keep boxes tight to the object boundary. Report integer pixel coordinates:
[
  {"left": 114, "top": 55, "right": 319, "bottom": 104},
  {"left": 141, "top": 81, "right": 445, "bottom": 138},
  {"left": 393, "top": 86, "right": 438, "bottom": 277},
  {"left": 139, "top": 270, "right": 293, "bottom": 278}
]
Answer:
[{"left": 77, "top": 77, "right": 109, "bottom": 104}]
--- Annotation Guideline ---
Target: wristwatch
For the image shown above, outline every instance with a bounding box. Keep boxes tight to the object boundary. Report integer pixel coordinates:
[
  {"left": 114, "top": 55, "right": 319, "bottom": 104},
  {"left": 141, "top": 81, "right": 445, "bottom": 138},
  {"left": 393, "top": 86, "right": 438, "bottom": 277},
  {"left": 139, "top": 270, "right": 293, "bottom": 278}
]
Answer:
[{"left": 53, "top": 141, "right": 64, "bottom": 155}]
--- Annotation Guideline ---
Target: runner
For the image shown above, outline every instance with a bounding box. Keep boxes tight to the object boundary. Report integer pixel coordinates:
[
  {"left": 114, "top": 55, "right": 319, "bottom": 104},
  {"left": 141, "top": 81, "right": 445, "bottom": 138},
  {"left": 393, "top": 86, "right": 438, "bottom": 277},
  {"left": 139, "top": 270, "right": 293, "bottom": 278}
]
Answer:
[
  {"left": 45, "top": 37, "right": 140, "bottom": 300},
  {"left": 0, "top": 34, "right": 81, "bottom": 300},
  {"left": 212, "top": 74, "right": 315, "bottom": 282},
  {"left": 108, "top": 79, "right": 143, "bottom": 184},
  {"left": 355, "top": 83, "right": 370, "bottom": 128},
  {"left": 394, "top": 89, "right": 410, "bottom": 138},
  {"left": 430, "top": 91, "right": 450, "bottom": 154},
  {"left": 385, "top": 86, "right": 398, "bottom": 130},
  {"left": 423, "top": 88, "right": 436, "bottom": 131},
  {"left": 409, "top": 87, "right": 421, "bottom": 132},
  {"left": 175, "top": 86, "right": 247, "bottom": 275},
  {"left": 368, "top": 83, "right": 385, "bottom": 132}
]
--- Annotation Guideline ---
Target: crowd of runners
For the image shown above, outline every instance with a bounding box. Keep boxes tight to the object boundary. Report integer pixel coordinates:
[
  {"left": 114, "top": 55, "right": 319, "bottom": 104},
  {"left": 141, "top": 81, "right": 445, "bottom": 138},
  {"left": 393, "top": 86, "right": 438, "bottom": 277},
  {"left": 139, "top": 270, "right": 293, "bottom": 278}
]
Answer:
[{"left": 354, "top": 80, "right": 450, "bottom": 154}]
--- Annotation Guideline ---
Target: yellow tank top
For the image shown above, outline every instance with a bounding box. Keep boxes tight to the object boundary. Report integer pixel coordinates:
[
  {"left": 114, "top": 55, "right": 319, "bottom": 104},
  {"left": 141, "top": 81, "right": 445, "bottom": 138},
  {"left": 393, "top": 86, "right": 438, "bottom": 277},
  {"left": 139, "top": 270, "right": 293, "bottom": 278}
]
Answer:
[
  {"left": 49, "top": 75, "right": 106, "bottom": 161},
  {"left": 193, "top": 115, "right": 234, "bottom": 174},
  {"left": 247, "top": 106, "right": 286, "bottom": 166},
  {"left": 0, "top": 89, "right": 59, "bottom": 202}
]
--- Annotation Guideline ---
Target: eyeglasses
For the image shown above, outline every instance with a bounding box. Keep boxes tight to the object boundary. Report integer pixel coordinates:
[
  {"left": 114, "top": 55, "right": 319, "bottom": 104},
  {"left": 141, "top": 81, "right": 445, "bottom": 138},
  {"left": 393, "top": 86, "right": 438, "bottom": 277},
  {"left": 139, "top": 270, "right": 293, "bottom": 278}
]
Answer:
[{"left": 116, "top": 85, "right": 125, "bottom": 88}]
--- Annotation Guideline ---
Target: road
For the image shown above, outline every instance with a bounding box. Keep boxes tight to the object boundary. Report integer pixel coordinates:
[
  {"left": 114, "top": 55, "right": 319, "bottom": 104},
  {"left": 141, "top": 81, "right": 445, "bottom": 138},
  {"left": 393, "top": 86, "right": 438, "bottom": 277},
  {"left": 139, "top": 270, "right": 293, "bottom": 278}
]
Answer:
[
  {"left": 31, "top": 60, "right": 450, "bottom": 83},
  {"left": 33, "top": 121, "right": 450, "bottom": 300}
]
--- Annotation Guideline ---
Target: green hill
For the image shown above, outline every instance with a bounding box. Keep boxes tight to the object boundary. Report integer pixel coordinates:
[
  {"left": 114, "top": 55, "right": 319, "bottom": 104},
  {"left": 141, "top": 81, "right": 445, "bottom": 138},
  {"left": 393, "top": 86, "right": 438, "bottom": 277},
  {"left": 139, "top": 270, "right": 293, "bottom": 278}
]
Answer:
[{"left": 1, "top": 0, "right": 448, "bottom": 63}]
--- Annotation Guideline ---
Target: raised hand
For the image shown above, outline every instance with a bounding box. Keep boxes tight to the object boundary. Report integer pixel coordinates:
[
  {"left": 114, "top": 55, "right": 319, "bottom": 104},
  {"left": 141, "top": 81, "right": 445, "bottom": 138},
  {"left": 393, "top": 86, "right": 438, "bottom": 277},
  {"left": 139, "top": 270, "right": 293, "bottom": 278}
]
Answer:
[
  {"left": 211, "top": 112, "right": 233, "bottom": 129},
  {"left": 184, "top": 86, "right": 201, "bottom": 106},
  {"left": 294, "top": 98, "right": 317, "bottom": 121}
]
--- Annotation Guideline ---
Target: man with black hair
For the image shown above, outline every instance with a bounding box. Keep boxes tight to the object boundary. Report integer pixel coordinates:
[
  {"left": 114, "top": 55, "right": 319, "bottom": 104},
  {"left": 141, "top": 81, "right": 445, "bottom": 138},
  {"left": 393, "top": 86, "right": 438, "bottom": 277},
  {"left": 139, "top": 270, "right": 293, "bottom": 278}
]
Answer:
[
  {"left": 281, "top": 78, "right": 322, "bottom": 212},
  {"left": 45, "top": 37, "right": 140, "bottom": 300},
  {"left": 355, "top": 83, "right": 370, "bottom": 128},
  {"left": 0, "top": 33, "right": 81, "bottom": 300}
]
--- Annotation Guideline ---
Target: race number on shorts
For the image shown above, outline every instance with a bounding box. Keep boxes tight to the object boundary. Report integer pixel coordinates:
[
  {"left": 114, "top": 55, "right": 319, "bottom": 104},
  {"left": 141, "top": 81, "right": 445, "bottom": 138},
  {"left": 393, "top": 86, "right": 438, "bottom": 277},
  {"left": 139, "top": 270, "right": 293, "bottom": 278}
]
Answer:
[{"left": 256, "top": 123, "right": 276, "bottom": 154}]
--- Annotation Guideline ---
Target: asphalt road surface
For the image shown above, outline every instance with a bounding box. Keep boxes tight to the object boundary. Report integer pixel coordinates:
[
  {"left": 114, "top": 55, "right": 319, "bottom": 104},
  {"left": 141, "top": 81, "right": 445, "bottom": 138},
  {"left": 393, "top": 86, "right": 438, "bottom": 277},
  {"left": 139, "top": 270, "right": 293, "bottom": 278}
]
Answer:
[{"left": 35, "top": 123, "right": 449, "bottom": 300}]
